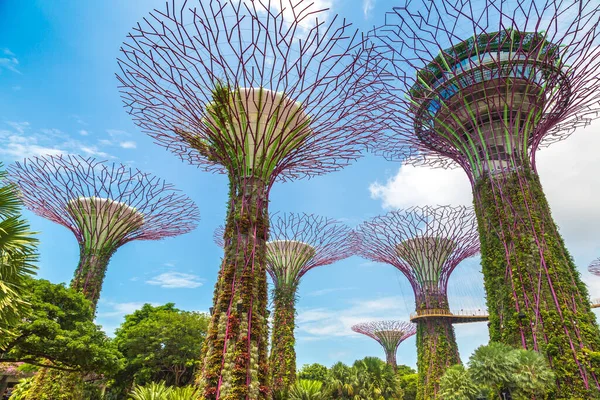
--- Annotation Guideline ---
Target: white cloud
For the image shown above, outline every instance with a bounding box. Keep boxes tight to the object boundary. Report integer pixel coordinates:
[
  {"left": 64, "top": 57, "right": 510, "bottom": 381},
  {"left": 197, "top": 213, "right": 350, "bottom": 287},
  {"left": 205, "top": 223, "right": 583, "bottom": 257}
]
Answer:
[
  {"left": 306, "top": 287, "right": 355, "bottom": 297},
  {"left": 146, "top": 272, "right": 204, "bottom": 289},
  {"left": 362, "top": 0, "right": 375, "bottom": 18},
  {"left": 119, "top": 141, "right": 137, "bottom": 149},
  {"left": 0, "top": 49, "right": 21, "bottom": 74},
  {"left": 97, "top": 301, "right": 159, "bottom": 318},
  {"left": 79, "top": 130, "right": 89, "bottom": 136},
  {"left": 260, "top": 0, "right": 333, "bottom": 35}
]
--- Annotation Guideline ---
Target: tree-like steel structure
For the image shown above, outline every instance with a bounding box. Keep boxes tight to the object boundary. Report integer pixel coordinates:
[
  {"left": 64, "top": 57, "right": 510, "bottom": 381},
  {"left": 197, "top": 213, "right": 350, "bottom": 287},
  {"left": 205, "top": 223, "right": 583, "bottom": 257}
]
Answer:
[
  {"left": 356, "top": 206, "right": 480, "bottom": 399},
  {"left": 266, "top": 213, "right": 354, "bottom": 394},
  {"left": 7, "top": 155, "right": 199, "bottom": 309},
  {"left": 213, "top": 213, "right": 354, "bottom": 394},
  {"left": 370, "top": 1, "right": 600, "bottom": 396},
  {"left": 116, "top": 1, "right": 381, "bottom": 398},
  {"left": 589, "top": 258, "right": 600, "bottom": 277},
  {"left": 351, "top": 321, "right": 416, "bottom": 370},
  {"left": 6, "top": 154, "right": 199, "bottom": 398}
]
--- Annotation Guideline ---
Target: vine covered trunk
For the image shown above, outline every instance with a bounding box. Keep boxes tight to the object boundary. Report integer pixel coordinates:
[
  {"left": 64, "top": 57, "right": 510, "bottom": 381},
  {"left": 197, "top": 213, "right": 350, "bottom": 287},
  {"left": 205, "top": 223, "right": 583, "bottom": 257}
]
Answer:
[
  {"left": 416, "top": 312, "right": 460, "bottom": 400},
  {"left": 71, "top": 247, "right": 114, "bottom": 311},
  {"left": 198, "top": 175, "right": 270, "bottom": 400},
  {"left": 474, "top": 166, "right": 600, "bottom": 398},
  {"left": 24, "top": 368, "right": 84, "bottom": 400},
  {"left": 269, "top": 285, "right": 297, "bottom": 396}
]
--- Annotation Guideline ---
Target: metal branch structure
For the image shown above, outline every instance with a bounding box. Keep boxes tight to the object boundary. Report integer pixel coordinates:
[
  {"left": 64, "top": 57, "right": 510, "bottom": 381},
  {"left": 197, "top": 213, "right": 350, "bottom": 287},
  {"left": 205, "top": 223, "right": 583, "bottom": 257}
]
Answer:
[
  {"left": 370, "top": 1, "right": 600, "bottom": 396},
  {"left": 214, "top": 213, "right": 354, "bottom": 393},
  {"left": 116, "top": 1, "right": 381, "bottom": 398},
  {"left": 351, "top": 321, "right": 416, "bottom": 369},
  {"left": 356, "top": 206, "right": 479, "bottom": 398},
  {"left": 589, "top": 258, "right": 600, "bottom": 277},
  {"left": 6, "top": 154, "right": 199, "bottom": 398},
  {"left": 7, "top": 155, "right": 199, "bottom": 309}
]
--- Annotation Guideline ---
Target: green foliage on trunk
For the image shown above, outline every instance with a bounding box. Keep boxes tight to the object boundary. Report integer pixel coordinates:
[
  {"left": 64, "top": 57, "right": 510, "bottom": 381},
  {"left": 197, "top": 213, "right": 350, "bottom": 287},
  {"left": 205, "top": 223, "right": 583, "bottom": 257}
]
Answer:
[
  {"left": 474, "top": 167, "right": 600, "bottom": 398},
  {"left": 197, "top": 176, "right": 270, "bottom": 399},
  {"left": 270, "top": 284, "right": 298, "bottom": 397},
  {"left": 416, "top": 318, "right": 460, "bottom": 399}
]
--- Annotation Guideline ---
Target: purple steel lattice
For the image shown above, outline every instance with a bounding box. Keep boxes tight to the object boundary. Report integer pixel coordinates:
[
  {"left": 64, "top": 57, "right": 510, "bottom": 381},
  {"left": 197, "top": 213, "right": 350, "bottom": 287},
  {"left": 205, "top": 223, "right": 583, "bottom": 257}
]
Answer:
[{"left": 351, "top": 320, "right": 416, "bottom": 369}]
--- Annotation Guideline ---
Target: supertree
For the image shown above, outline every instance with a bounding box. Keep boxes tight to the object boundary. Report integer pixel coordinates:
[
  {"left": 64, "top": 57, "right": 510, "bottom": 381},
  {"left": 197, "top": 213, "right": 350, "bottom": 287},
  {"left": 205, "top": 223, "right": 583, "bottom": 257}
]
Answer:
[
  {"left": 589, "top": 258, "right": 600, "bottom": 277},
  {"left": 356, "top": 206, "right": 480, "bottom": 399},
  {"left": 369, "top": 1, "right": 600, "bottom": 396},
  {"left": 116, "top": 1, "right": 381, "bottom": 398},
  {"left": 213, "top": 213, "right": 354, "bottom": 394},
  {"left": 5, "top": 154, "right": 199, "bottom": 398},
  {"left": 351, "top": 321, "right": 416, "bottom": 370}
]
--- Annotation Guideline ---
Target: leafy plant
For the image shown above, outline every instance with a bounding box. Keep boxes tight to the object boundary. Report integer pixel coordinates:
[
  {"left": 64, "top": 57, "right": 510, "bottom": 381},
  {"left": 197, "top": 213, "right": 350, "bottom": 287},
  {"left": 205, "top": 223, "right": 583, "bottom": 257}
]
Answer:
[
  {"left": 288, "top": 380, "right": 326, "bottom": 400},
  {"left": 130, "top": 381, "right": 172, "bottom": 400}
]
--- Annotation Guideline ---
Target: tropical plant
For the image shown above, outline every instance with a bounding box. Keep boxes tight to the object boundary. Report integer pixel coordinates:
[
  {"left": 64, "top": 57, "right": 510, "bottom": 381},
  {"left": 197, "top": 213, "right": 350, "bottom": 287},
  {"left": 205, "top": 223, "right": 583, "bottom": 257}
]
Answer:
[
  {"left": 511, "top": 349, "right": 555, "bottom": 399},
  {"left": 468, "top": 342, "right": 517, "bottom": 397},
  {"left": 130, "top": 381, "right": 172, "bottom": 400},
  {"left": 353, "top": 357, "right": 403, "bottom": 399},
  {"left": 438, "top": 365, "right": 480, "bottom": 400},
  {"left": 0, "top": 166, "right": 38, "bottom": 347},
  {"left": 0, "top": 278, "right": 121, "bottom": 374},
  {"left": 288, "top": 379, "right": 327, "bottom": 400},
  {"left": 298, "top": 363, "right": 328, "bottom": 383},
  {"left": 326, "top": 362, "right": 357, "bottom": 399},
  {"left": 8, "top": 377, "right": 33, "bottom": 400}
]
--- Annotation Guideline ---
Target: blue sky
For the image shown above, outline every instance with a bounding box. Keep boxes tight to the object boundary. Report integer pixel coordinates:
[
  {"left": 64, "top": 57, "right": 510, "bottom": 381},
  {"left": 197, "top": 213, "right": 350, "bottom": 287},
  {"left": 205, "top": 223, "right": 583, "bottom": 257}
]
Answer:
[{"left": 1, "top": 0, "right": 599, "bottom": 370}]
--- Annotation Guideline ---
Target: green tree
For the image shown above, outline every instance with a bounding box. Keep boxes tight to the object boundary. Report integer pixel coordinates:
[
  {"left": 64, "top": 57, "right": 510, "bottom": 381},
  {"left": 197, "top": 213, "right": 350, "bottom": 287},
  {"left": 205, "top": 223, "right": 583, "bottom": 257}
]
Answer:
[
  {"left": 353, "top": 357, "right": 403, "bottom": 400},
  {"left": 326, "top": 362, "right": 357, "bottom": 399},
  {"left": 0, "top": 167, "right": 38, "bottom": 347},
  {"left": 298, "top": 363, "right": 328, "bottom": 383},
  {"left": 511, "top": 349, "right": 555, "bottom": 399},
  {"left": 0, "top": 278, "right": 121, "bottom": 373},
  {"left": 468, "top": 342, "right": 517, "bottom": 398},
  {"left": 438, "top": 365, "right": 480, "bottom": 400},
  {"left": 397, "top": 374, "right": 417, "bottom": 400},
  {"left": 112, "top": 303, "right": 209, "bottom": 393}
]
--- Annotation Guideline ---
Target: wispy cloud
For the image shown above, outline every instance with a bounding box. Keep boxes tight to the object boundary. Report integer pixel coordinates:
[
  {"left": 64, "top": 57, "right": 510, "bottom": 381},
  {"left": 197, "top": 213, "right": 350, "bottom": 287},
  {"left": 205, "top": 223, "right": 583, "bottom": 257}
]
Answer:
[
  {"left": 146, "top": 272, "right": 204, "bottom": 289},
  {"left": 306, "top": 287, "right": 355, "bottom": 297},
  {"left": 97, "top": 301, "right": 159, "bottom": 318},
  {"left": 362, "top": 0, "right": 375, "bottom": 18},
  {"left": 0, "top": 49, "right": 21, "bottom": 74},
  {"left": 119, "top": 141, "right": 137, "bottom": 149}
]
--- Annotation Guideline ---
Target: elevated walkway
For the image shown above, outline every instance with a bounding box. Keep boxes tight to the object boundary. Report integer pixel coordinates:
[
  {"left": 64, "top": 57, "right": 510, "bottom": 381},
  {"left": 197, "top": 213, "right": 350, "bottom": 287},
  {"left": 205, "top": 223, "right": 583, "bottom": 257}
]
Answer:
[
  {"left": 591, "top": 299, "right": 600, "bottom": 309},
  {"left": 409, "top": 308, "right": 488, "bottom": 324}
]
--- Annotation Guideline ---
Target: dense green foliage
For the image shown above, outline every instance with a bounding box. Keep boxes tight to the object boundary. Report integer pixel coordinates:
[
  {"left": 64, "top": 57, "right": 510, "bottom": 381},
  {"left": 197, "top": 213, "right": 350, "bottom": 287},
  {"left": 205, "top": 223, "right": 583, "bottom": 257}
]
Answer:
[
  {"left": 129, "top": 381, "right": 201, "bottom": 399},
  {"left": 474, "top": 169, "right": 600, "bottom": 398},
  {"left": 0, "top": 278, "right": 120, "bottom": 373},
  {"left": 270, "top": 285, "right": 298, "bottom": 397},
  {"left": 439, "top": 342, "right": 556, "bottom": 399},
  {"left": 297, "top": 364, "right": 328, "bottom": 383},
  {"left": 113, "top": 303, "right": 209, "bottom": 389},
  {"left": 416, "top": 318, "right": 460, "bottom": 399},
  {"left": 197, "top": 176, "right": 270, "bottom": 400},
  {"left": 0, "top": 167, "right": 38, "bottom": 347},
  {"left": 288, "top": 380, "right": 326, "bottom": 400}
]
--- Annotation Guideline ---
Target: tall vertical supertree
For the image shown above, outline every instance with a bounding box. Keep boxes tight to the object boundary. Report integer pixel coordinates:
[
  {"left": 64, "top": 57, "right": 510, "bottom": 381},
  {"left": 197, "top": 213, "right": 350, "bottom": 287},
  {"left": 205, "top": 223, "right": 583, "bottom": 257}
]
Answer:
[
  {"left": 266, "top": 213, "right": 354, "bottom": 395},
  {"left": 370, "top": 1, "right": 600, "bottom": 396},
  {"left": 356, "top": 206, "right": 480, "bottom": 399},
  {"left": 213, "top": 213, "right": 354, "bottom": 395},
  {"left": 5, "top": 154, "right": 199, "bottom": 399},
  {"left": 116, "top": 1, "right": 381, "bottom": 398},
  {"left": 351, "top": 320, "right": 416, "bottom": 370}
]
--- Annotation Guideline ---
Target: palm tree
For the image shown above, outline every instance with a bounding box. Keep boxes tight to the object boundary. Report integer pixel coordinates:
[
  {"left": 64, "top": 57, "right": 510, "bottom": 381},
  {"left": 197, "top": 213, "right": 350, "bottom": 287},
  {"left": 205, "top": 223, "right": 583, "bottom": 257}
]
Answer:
[
  {"left": 0, "top": 166, "right": 38, "bottom": 348},
  {"left": 288, "top": 380, "right": 327, "bottom": 400},
  {"left": 511, "top": 349, "right": 555, "bottom": 399},
  {"left": 438, "top": 364, "right": 481, "bottom": 400},
  {"left": 468, "top": 342, "right": 517, "bottom": 398},
  {"left": 353, "top": 357, "right": 402, "bottom": 399},
  {"left": 326, "top": 362, "right": 357, "bottom": 399}
]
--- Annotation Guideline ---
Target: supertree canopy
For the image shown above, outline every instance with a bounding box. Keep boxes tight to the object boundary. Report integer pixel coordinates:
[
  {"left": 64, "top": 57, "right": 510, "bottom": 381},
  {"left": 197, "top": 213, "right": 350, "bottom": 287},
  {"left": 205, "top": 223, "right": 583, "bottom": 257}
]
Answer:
[
  {"left": 356, "top": 206, "right": 480, "bottom": 399},
  {"left": 6, "top": 154, "right": 199, "bottom": 398},
  {"left": 116, "top": 1, "right": 381, "bottom": 398},
  {"left": 7, "top": 154, "right": 199, "bottom": 309},
  {"left": 214, "top": 213, "right": 354, "bottom": 394},
  {"left": 589, "top": 258, "right": 600, "bottom": 277},
  {"left": 370, "top": 0, "right": 600, "bottom": 396},
  {"left": 351, "top": 320, "right": 416, "bottom": 369}
]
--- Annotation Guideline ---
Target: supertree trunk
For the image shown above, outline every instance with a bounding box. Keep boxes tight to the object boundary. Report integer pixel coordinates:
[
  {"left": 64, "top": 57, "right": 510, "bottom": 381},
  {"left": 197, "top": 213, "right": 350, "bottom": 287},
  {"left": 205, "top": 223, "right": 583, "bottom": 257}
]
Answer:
[
  {"left": 473, "top": 165, "right": 600, "bottom": 398},
  {"left": 198, "top": 175, "right": 270, "bottom": 400},
  {"left": 269, "top": 285, "right": 297, "bottom": 396},
  {"left": 71, "top": 247, "right": 115, "bottom": 311},
  {"left": 24, "top": 368, "right": 84, "bottom": 400}
]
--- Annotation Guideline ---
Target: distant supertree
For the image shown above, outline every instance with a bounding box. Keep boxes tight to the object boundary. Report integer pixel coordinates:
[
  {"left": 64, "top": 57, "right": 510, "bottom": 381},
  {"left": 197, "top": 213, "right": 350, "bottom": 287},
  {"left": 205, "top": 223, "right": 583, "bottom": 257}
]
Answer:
[
  {"left": 214, "top": 213, "right": 354, "bottom": 394},
  {"left": 6, "top": 154, "right": 199, "bottom": 398},
  {"left": 351, "top": 321, "right": 416, "bottom": 370},
  {"left": 116, "top": 0, "right": 381, "bottom": 397},
  {"left": 356, "top": 206, "right": 480, "bottom": 399},
  {"left": 589, "top": 258, "right": 600, "bottom": 277},
  {"left": 370, "top": 0, "right": 600, "bottom": 395},
  {"left": 7, "top": 155, "right": 199, "bottom": 309}
]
